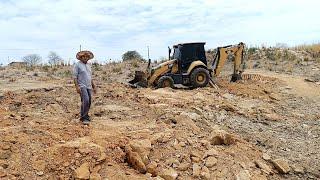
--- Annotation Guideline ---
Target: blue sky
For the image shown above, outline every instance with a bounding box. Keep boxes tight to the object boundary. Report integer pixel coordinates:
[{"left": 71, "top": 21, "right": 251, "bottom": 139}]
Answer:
[{"left": 0, "top": 0, "right": 319, "bottom": 65}]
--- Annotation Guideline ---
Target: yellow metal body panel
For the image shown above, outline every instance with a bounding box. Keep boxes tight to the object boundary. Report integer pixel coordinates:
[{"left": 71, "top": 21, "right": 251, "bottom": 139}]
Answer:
[
  {"left": 233, "top": 43, "right": 245, "bottom": 74},
  {"left": 214, "top": 42, "right": 245, "bottom": 77},
  {"left": 214, "top": 49, "right": 228, "bottom": 76},
  {"left": 171, "top": 62, "right": 179, "bottom": 74},
  {"left": 148, "top": 60, "right": 177, "bottom": 86},
  {"left": 187, "top": 60, "right": 207, "bottom": 75}
]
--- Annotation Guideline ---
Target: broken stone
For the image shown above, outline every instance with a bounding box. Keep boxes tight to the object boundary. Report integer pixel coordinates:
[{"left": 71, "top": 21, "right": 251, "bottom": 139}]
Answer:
[
  {"left": 126, "top": 148, "right": 146, "bottom": 174},
  {"left": 262, "top": 153, "right": 271, "bottom": 161},
  {"left": 151, "top": 133, "right": 171, "bottom": 144},
  {"left": 223, "top": 133, "right": 237, "bottom": 145},
  {"left": 200, "top": 166, "right": 211, "bottom": 179},
  {"left": 89, "top": 173, "right": 101, "bottom": 180},
  {"left": 165, "top": 158, "right": 179, "bottom": 167},
  {"left": 205, "top": 156, "right": 217, "bottom": 168},
  {"left": 0, "top": 167, "right": 6, "bottom": 177},
  {"left": 36, "top": 171, "right": 44, "bottom": 176},
  {"left": 203, "top": 148, "right": 219, "bottom": 159},
  {"left": 236, "top": 170, "right": 251, "bottom": 180},
  {"left": 191, "top": 156, "right": 201, "bottom": 163},
  {"left": 130, "top": 139, "right": 152, "bottom": 164},
  {"left": 0, "top": 161, "right": 9, "bottom": 169},
  {"left": 269, "top": 93, "right": 280, "bottom": 101},
  {"left": 147, "top": 161, "right": 158, "bottom": 176},
  {"left": 152, "top": 176, "right": 165, "bottom": 180},
  {"left": 210, "top": 129, "right": 237, "bottom": 145},
  {"left": 200, "top": 140, "right": 210, "bottom": 148},
  {"left": 79, "top": 147, "right": 91, "bottom": 155},
  {"left": 179, "top": 142, "right": 186, "bottom": 147},
  {"left": 2, "top": 145, "right": 10, "bottom": 151},
  {"left": 190, "top": 151, "right": 201, "bottom": 158},
  {"left": 75, "top": 153, "right": 81, "bottom": 158},
  {"left": 97, "top": 151, "right": 106, "bottom": 162},
  {"left": 264, "top": 113, "right": 281, "bottom": 121},
  {"left": 173, "top": 142, "right": 181, "bottom": 150},
  {"left": 192, "top": 163, "right": 201, "bottom": 177},
  {"left": 255, "top": 160, "right": 272, "bottom": 175},
  {"left": 292, "top": 165, "right": 304, "bottom": 174},
  {"left": 32, "top": 160, "right": 46, "bottom": 172},
  {"left": 180, "top": 112, "right": 201, "bottom": 120},
  {"left": 0, "top": 150, "right": 11, "bottom": 160},
  {"left": 220, "top": 103, "right": 237, "bottom": 112},
  {"left": 63, "top": 161, "right": 70, "bottom": 167},
  {"left": 74, "top": 162, "right": 90, "bottom": 179},
  {"left": 272, "top": 159, "right": 290, "bottom": 174},
  {"left": 177, "top": 162, "right": 190, "bottom": 171},
  {"left": 190, "top": 151, "right": 202, "bottom": 163},
  {"left": 91, "top": 165, "right": 102, "bottom": 174},
  {"left": 192, "top": 106, "right": 204, "bottom": 116},
  {"left": 158, "top": 168, "right": 178, "bottom": 180}
]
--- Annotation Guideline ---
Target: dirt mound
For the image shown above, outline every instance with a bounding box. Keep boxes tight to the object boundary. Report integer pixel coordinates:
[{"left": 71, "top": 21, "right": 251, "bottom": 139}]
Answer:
[{"left": 0, "top": 60, "right": 319, "bottom": 179}]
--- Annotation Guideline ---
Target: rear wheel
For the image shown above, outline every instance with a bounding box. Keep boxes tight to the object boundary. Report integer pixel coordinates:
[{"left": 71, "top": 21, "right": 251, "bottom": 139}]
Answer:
[
  {"left": 190, "top": 67, "right": 210, "bottom": 88},
  {"left": 157, "top": 76, "right": 174, "bottom": 88}
]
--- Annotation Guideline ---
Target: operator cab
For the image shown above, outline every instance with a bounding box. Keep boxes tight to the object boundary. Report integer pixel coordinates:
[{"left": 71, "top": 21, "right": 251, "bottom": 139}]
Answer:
[{"left": 172, "top": 42, "right": 207, "bottom": 73}]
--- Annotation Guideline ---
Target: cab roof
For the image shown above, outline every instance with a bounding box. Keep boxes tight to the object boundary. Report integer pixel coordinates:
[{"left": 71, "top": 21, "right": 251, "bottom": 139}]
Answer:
[{"left": 173, "top": 42, "right": 206, "bottom": 48}]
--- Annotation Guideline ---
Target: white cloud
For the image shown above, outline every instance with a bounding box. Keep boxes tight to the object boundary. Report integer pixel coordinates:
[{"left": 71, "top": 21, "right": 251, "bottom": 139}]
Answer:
[{"left": 0, "top": 0, "right": 319, "bottom": 64}]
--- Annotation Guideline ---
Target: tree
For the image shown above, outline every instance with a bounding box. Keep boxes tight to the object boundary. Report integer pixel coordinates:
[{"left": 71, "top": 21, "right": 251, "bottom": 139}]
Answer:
[
  {"left": 48, "top": 51, "right": 63, "bottom": 66},
  {"left": 122, "top": 51, "right": 143, "bottom": 61},
  {"left": 22, "top": 54, "right": 42, "bottom": 67}
]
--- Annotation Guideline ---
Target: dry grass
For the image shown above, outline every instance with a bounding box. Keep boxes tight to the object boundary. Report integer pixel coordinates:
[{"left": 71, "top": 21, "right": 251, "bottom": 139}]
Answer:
[
  {"left": 112, "top": 66, "right": 122, "bottom": 73},
  {"left": 293, "top": 43, "right": 320, "bottom": 59},
  {"left": 294, "top": 43, "right": 320, "bottom": 52},
  {"left": 130, "top": 60, "right": 140, "bottom": 68}
]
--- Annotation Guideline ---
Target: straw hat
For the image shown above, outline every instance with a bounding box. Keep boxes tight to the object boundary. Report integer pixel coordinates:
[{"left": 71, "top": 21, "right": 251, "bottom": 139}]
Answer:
[{"left": 76, "top": 51, "right": 94, "bottom": 60}]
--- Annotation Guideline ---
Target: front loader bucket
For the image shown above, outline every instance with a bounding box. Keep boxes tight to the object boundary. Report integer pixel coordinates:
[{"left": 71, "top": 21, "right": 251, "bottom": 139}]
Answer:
[{"left": 128, "top": 71, "right": 148, "bottom": 88}]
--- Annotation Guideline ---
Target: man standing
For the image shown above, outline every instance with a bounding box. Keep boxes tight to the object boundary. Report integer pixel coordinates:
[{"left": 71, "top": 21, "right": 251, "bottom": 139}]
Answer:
[{"left": 73, "top": 51, "right": 96, "bottom": 125}]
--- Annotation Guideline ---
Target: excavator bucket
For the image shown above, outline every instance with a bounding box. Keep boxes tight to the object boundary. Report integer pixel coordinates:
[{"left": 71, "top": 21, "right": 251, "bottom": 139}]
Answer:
[
  {"left": 128, "top": 71, "right": 148, "bottom": 88},
  {"left": 230, "top": 73, "right": 242, "bottom": 82}
]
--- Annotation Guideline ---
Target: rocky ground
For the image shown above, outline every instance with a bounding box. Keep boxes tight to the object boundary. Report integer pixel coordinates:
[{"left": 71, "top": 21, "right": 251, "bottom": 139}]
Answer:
[{"left": 0, "top": 48, "right": 319, "bottom": 179}]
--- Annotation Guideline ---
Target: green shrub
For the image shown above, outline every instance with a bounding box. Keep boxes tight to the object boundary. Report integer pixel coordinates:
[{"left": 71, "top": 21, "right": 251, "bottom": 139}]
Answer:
[
  {"left": 247, "top": 47, "right": 258, "bottom": 55},
  {"left": 122, "top": 51, "right": 143, "bottom": 61}
]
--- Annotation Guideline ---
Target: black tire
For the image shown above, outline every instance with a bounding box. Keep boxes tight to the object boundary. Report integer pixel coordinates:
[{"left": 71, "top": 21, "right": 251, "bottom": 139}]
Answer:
[
  {"left": 190, "top": 67, "right": 210, "bottom": 88},
  {"left": 157, "top": 76, "right": 174, "bottom": 88}
]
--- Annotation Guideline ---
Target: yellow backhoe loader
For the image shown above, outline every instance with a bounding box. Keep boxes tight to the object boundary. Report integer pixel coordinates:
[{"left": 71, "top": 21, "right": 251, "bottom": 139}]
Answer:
[{"left": 129, "top": 42, "right": 245, "bottom": 88}]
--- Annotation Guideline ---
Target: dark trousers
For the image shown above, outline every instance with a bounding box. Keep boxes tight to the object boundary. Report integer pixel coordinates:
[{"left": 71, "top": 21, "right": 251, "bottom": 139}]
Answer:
[{"left": 80, "top": 87, "right": 92, "bottom": 121}]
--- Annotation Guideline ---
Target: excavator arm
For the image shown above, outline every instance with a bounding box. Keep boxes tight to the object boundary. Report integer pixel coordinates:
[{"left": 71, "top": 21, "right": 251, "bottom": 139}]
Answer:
[{"left": 211, "top": 42, "right": 245, "bottom": 82}]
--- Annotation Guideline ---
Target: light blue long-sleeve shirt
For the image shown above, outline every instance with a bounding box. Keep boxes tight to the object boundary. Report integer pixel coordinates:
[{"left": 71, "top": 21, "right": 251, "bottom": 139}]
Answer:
[{"left": 73, "top": 61, "right": 92, "bottom": 89}]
